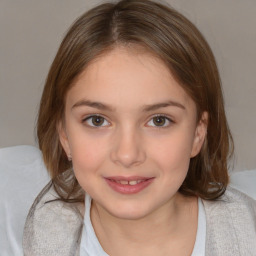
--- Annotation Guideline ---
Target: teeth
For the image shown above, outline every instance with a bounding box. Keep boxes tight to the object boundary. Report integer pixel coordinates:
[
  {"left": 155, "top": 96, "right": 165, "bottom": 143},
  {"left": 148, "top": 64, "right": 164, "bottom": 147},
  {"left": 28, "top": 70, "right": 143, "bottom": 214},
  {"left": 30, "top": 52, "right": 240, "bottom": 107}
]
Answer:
[
  {"left": 129, "top": 180, "right": 138, "bottom": 185},
  {"left": 113, "top": 179, "right": 145, "bottom": 185},
  {"left": 120, "top": 180, "right": 129, "bottom": 185}
]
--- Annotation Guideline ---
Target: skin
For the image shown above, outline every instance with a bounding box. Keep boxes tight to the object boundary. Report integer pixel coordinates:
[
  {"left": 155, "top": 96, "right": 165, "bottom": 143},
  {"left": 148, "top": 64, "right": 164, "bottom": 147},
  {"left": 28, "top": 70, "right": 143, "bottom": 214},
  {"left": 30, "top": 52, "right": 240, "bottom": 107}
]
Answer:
[{"left": 59, "top": 46, "right": 208, "bottom": 255}]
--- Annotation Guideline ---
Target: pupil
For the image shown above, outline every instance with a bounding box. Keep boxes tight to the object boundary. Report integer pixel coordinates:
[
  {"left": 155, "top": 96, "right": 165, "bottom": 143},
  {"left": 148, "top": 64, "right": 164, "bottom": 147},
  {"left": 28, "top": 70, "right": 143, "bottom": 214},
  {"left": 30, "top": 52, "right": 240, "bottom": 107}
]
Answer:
[
  {"left": 92, "top": 116, "right": 104, "bottom": 126},
  {"left": 153, "top": 116, "right": 165, "bottom": 126}
]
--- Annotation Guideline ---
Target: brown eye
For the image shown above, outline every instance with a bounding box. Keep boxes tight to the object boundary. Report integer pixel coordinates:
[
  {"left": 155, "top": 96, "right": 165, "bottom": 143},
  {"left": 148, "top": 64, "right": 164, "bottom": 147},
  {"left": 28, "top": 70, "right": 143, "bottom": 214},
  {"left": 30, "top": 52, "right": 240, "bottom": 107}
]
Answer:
[
  {"left": 84, "top": 115, "right": 109, "bottom": 127},
  {"left": 92, "top": 116, "right": 104, "bottom": 126},
  {"left": 147, "top": 115, "right": 172, "bottom": 127},
  {"left": 153, "top": 116, "right": 166, "bottom": 126}
]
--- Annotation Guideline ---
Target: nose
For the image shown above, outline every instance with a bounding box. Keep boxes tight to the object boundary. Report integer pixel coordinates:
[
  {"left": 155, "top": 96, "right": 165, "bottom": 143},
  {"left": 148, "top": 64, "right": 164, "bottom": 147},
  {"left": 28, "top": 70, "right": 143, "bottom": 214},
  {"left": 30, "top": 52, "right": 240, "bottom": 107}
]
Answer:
[{"left": 110, "top": 127, "right": 146, "bottom": 168}]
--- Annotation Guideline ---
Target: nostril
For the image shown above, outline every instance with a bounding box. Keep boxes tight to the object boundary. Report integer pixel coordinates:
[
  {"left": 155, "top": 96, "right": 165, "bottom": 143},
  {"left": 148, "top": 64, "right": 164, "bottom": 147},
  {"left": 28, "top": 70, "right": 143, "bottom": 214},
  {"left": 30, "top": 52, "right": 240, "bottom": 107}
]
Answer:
[
  {"left": 110, "top": 146, "right": 146, "bottom": 168},
  {"left": 110, "top": 131, "right": 146, "bottom": 167}
]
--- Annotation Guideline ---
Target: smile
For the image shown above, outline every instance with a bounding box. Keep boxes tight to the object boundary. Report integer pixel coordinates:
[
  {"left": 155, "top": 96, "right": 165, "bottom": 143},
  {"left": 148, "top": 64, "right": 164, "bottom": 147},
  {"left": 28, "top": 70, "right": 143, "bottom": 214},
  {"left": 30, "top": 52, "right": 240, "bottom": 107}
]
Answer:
[
  {"left": 112, "top": 179, "right": 144, "bottom": 185},
  {"left": 104, "top": 176, "right": 154, "bottom": 194}
]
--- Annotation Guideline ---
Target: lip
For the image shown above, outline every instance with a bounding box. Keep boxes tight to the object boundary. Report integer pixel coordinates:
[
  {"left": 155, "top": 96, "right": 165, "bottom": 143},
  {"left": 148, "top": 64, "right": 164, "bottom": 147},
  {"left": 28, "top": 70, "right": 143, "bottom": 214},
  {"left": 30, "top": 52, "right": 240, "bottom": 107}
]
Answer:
[{"left": 104, "top": 176, "right": 155, "bottom": 194}]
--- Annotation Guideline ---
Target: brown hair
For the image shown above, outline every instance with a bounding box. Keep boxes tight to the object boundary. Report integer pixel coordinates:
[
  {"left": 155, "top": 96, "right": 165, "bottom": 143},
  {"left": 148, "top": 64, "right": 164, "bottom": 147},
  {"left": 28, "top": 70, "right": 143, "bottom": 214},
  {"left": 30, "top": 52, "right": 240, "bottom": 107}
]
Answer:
[{"left": 37, "top": 0, "right": 233, "bottom": 202}]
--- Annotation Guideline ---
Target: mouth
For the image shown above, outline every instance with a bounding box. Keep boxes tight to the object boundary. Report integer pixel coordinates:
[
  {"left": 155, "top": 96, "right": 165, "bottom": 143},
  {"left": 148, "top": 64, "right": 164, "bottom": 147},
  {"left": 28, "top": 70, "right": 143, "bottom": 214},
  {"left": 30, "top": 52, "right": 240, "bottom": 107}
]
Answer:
[{"left": 104, "top": 176, "right": 154, "bottom": 194}]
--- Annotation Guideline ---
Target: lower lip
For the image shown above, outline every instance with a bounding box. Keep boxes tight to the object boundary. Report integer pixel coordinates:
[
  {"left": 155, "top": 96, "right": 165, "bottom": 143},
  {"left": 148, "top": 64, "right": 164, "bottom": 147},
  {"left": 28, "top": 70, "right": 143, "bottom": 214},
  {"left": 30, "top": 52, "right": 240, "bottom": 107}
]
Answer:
[{"left": 104, "top": 178, "right": 154, "bottom": 194}]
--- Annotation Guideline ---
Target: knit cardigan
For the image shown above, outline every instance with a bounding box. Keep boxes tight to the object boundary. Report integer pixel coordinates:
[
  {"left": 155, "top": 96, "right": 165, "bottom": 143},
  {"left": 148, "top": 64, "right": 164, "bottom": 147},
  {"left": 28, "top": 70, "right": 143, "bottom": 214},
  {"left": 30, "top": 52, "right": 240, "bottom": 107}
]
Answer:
[{"left": 23, "top": 182, "right": 256, "bottom": 256}]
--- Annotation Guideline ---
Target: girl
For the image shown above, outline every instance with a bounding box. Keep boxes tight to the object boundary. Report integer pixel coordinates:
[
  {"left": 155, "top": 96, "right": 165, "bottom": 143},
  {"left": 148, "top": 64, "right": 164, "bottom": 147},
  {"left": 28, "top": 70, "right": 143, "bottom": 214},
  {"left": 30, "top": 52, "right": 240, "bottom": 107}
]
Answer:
[{"left": 23, "top": 0, "right": 256, "bottom": 255}]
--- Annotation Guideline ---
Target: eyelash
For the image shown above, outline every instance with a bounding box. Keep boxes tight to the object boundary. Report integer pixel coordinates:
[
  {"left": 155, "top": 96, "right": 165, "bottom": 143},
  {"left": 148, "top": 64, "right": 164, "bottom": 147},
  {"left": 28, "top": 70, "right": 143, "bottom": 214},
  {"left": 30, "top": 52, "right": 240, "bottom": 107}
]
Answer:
[
  {"left": 82, "top": 115, "right": 110, "bottom": 127},
  {"left": 82, "top": 114, "right": 174, "bottom": 128},
  {"left": 146, "top": 114, "right": 173, "bottom": 128}
]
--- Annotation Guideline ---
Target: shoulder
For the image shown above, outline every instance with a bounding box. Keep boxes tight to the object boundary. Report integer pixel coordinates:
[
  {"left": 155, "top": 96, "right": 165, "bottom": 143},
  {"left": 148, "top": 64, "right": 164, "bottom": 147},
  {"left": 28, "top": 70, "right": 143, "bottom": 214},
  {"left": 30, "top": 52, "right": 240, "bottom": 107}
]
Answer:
[
  {"left": 203, "top": 186, "right": 256, "bottom": 234},
  {"left": 203, "top": 186, "right": 256, "bottom": 255},
  {"left": 23, "top": 182, "right": 84, "bottom": 256},
  {"left": 203, "top": 186, "right": 256, "bottom": 217}
]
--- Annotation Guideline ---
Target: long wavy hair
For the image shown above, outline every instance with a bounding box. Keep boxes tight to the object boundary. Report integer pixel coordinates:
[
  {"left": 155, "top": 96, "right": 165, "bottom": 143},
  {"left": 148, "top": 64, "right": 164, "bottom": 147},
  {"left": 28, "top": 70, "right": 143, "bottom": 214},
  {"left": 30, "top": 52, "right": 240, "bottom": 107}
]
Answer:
[{"left": 37, "top": 0, "right": 234, "bottom": 202}]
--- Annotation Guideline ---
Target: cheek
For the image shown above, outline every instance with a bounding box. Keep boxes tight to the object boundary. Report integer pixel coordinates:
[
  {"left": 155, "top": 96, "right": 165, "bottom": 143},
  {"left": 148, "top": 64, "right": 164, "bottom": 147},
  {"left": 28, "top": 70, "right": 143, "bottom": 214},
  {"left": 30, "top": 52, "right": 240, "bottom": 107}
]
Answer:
[
  {"left": 67, "top": 127, "right": 109, "bottom": 180},
  {"left": 149, "top": 130, "right": 194, "bottom": 175},
  {"left": 71, "top": 140, "right": 108, "bottom": 193}
]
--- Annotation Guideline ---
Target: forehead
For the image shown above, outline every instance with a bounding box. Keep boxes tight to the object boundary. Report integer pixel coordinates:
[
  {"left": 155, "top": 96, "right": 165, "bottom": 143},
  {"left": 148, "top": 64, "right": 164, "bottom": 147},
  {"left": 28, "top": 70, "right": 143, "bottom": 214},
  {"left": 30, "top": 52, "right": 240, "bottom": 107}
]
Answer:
[{"left": 66, "top": 47, "right": 194, "bottom": 112}]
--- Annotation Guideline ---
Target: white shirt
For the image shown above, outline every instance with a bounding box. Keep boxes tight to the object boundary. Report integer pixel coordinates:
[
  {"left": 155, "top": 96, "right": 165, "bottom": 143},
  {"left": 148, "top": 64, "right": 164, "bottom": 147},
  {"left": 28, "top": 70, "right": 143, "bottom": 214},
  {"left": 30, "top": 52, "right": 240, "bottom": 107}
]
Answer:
[
  {"left": 191, "top": 198, "right": 206, "bottom": 256},
  {"left": 80, "top": 195, "right": 206, "bottom": 256}
]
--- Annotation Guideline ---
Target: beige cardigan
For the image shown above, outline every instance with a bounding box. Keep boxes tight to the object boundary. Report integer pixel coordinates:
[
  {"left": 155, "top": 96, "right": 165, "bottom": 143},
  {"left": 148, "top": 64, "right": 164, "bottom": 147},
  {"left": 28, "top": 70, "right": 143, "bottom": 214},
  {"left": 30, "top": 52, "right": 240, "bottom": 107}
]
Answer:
[{"left": 23, "top": 183, "right": 256, "bottom": 256}]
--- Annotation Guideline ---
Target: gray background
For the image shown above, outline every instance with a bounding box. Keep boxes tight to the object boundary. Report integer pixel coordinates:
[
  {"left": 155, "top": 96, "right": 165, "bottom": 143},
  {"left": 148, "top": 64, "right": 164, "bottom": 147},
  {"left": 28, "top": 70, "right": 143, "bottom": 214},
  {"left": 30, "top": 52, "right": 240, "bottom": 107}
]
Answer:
[{"left": 0, "top": 0, "right": 255, "bottom": 172}]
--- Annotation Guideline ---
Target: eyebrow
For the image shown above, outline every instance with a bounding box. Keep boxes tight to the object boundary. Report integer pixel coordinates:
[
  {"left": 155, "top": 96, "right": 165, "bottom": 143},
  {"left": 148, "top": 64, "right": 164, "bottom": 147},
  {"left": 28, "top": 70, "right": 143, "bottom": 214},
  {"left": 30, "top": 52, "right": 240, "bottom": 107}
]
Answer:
[
  {"left": 142, "top": 101, "right": 186, "bottom": 112},
  {"left": 72, "top": 100, "right": 114, "bottom": 111},
  {"left": 72, "top": 99, "right": 185, "bottom": 112}
]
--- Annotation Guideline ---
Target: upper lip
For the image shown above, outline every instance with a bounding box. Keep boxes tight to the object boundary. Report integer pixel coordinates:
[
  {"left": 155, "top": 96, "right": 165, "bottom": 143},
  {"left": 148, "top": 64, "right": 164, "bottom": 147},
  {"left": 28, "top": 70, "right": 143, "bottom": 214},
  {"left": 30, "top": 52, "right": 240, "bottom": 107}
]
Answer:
[{"left": 104, "top": 176, "right": 154, "bottom": 181}]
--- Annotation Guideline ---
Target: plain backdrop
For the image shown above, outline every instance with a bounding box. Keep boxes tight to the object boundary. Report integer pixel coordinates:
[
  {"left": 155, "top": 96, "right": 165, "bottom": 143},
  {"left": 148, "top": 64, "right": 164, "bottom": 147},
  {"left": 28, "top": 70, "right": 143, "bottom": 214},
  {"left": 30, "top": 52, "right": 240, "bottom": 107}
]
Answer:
[{"left": 0, "top": 0, "right": 256, "bottom": 172}]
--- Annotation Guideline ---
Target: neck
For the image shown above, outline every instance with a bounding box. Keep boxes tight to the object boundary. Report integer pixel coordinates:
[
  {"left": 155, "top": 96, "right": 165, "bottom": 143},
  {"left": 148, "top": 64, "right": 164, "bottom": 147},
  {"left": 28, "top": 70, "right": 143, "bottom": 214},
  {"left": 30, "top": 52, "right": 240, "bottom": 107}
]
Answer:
[{"left": 90, "top": 193, "right": 198, "bottom": 256}]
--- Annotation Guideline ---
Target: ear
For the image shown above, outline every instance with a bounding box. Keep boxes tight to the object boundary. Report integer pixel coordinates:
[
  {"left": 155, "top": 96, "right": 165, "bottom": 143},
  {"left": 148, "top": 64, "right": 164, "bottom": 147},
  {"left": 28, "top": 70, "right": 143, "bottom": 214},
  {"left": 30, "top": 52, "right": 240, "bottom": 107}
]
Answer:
[
  {"left": 57, "top": 121, "right": 71, "bottom": 159},
  {"left": 190, "top": 111, "right": 208, "bottom": 158}
]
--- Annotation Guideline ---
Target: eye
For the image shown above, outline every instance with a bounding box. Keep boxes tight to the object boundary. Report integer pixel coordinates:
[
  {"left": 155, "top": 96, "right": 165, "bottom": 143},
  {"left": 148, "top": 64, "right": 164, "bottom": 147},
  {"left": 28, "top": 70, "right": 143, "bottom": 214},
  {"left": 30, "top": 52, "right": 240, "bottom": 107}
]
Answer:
[
  {"left": 147, "top": 115, "right": 172, "bottom": 127},
  {"left": 83, "top": 115, "right": 110, "bottom": 127}
]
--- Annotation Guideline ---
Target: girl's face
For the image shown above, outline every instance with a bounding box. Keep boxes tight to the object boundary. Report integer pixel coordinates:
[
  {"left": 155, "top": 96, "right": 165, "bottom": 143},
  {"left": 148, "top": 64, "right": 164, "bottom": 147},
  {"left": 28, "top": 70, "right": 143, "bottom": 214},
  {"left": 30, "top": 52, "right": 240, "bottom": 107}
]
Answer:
[{"left": 59, "top": 47, "right": 207, "bottom": 220}]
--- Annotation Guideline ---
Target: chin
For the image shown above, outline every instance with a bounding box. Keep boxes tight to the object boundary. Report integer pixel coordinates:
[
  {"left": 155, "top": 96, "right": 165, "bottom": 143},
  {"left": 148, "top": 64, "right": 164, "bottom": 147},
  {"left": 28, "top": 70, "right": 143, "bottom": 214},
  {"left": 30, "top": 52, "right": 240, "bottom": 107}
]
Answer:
[{"left": 105, "top": 201, "right": 157, "bottom": 221}]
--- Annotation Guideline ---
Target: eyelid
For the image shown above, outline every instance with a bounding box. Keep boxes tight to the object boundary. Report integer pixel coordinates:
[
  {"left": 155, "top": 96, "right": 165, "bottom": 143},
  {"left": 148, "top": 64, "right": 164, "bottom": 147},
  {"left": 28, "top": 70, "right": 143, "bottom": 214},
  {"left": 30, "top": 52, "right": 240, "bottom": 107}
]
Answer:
[
  {"left": 82, "top": 114, "right": 110, "bottom": 127},
  {"left": 146, "top": 114, "right": 174, "bottom": 128}
]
